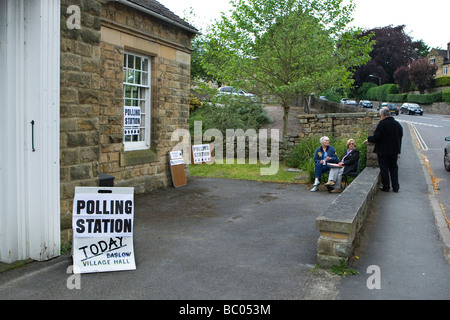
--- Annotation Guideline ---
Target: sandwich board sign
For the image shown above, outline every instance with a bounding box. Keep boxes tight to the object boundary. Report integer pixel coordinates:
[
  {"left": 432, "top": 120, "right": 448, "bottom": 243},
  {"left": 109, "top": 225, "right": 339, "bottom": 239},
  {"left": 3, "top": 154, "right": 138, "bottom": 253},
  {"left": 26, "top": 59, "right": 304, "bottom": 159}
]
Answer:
[
  {"left": 169, "top": 150, "right": 187, "bottom": 188},
  {"left": 191, "top": 144, "right": 213, "bottom": 164},
  {"left": 72, "top": 187, "right": 136, "bottom": 274}
]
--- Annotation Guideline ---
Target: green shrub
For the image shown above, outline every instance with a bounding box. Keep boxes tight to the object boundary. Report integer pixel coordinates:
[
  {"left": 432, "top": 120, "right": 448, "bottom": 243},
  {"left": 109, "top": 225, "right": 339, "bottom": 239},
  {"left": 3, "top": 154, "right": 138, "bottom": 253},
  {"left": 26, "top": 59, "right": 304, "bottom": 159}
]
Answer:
[
  {"left": 189, "top": 95, "right": 272, "bottom": 137},
  {"left": 431, "top": 92, "right": 443, "bottom": 102},
  {"left": 189, "top": 94, "right": 203, "bottom": 112},
  {"left": 387, "top": 93, "right": 407, "bottom": 103},
  {"left": 366, "top": 86, "right": 378, "bottom": 100},
  {"left": 443, "top": 90, "right": 450, "bottom": 102},
  {"left": 407, "top": 92, "right": 442, "bottom": 104},
  {"left": 435, "top": 76, "right": 450, "bottom": 87},
  {"left": 317, "top": 89, "right": 342, "bottom": 103},
  {"left": 366, "top": 84, "right": 398, "bottom": 101},
  {"left": 357, "top": 82, "right": 377, "bottom": 100}
]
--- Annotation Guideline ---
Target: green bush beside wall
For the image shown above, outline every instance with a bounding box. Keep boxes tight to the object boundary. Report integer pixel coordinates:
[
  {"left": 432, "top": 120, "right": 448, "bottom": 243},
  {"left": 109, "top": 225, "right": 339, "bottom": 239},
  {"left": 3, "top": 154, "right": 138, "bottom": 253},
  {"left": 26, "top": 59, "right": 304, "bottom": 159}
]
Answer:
[
  {"left": 443, "top": 90, "right": 450, "bottom": 102},
  {"left": 367, "top": 84, "right": 399, "bottom": 101},
  {"left": 406, "top": 92, "right": 442, "bottom": 104},
  {"left": 387, "top": 94, "right": 407, "bottom": 103},
  {"left": 435, "top": 76, "right": 450, "bottom": 87}
]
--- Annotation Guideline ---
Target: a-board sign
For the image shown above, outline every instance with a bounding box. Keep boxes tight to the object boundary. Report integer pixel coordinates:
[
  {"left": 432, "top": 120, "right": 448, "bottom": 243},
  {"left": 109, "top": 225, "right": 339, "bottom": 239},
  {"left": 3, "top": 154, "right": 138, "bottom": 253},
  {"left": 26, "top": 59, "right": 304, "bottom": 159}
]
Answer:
[
  {"left": 169, "top": 150, "right": 187, "bottom": 188},
  {"left": 72, "top": 187, "right": 136, "bottom": 274},
  {"left": 191, "top": 144, "right": 214, "bottom": 164}
]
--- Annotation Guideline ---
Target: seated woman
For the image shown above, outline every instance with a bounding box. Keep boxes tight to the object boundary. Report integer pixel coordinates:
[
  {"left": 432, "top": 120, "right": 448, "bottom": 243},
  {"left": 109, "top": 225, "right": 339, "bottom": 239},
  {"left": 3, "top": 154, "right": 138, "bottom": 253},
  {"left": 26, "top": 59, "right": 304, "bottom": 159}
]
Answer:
[
  {"left": 325, "top": 138, "right": 360, "bottom": 193},
  {"left": 310, "top": 136, "right": 339, "bottom": 192}
]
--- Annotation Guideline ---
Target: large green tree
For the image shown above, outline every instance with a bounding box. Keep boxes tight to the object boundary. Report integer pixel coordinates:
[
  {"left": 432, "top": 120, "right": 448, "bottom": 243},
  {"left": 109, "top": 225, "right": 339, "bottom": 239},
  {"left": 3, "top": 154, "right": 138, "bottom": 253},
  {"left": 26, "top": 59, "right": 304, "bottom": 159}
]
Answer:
[{"left": 201, "top": 0, "right": 374, "bottom": 136}]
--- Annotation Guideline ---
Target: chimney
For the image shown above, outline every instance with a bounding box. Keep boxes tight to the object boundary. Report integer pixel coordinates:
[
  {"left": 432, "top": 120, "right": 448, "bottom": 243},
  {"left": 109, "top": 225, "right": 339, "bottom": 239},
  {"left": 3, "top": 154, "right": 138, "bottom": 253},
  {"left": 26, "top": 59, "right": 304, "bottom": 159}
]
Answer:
[{"left": 448, "top": 42, "right": 450, "bottom": 60}]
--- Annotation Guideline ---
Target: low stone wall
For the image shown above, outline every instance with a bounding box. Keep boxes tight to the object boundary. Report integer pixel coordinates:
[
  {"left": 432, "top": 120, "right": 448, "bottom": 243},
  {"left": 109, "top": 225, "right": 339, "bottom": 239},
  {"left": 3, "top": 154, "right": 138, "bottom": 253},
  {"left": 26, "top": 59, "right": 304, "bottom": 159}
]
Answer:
[
  {"left": 316, "top": 167, "right": 380, "bottom": 267},
  {"left": 296, "top": 112, "right": 379, "bottom": 140},
  {"left": 282, "top": 113, "right": 379, "bottom": 158},
  {"left": 421, "top": 102, "right": 450, "bottom": 115}
]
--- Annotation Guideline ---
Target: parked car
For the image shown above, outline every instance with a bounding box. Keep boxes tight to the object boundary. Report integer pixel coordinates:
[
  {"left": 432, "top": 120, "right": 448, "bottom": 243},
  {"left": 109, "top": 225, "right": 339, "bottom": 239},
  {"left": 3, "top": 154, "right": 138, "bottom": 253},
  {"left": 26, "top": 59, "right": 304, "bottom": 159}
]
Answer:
[
  {"left": 400, "top": 103, "right": 423, "bottom": 115},
  {"left": 319, "top": 96, "right": 328, "bottom": 101},
  {"left": 340, "top": 98, "right": 357, "bottom": 106},
  {"left": 378, "top": 102, "right": 399, "bottom": 115},
  {"left": 445, "top": 136, "right": 450, "bottom": 172},
  {"left": 217, "top": 86, "right": 255, "bottom": 98},
  {"left": 359, "top": 100, "right": 373, "bottom": 108}
]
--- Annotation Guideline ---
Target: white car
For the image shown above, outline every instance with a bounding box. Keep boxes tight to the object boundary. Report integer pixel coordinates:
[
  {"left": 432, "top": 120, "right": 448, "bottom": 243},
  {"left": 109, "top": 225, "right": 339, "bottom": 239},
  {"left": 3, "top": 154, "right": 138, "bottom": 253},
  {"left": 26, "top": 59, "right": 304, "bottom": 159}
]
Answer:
[{"left": 217, "top": 86, "right": 255, "bottom": 98}]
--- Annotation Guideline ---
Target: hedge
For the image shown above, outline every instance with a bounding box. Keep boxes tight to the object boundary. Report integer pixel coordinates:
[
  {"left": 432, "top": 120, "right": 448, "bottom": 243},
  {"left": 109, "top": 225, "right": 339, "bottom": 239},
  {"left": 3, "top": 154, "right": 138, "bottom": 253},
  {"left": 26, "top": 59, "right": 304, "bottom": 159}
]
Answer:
[
  {"left": 406, "top": 92, "right": 442, "bottom": 105},
  {"left": 387, "top": 94, "right": 407, "bottom": 103},
  {"left": 435, "top": 76, "right": 450, "bottom": 87},
  {"left": 367, "top": 84, "right": 399, "bottom": 101},
  {"left": 443, "top": 90, "right": 450, "bottom": 102}
]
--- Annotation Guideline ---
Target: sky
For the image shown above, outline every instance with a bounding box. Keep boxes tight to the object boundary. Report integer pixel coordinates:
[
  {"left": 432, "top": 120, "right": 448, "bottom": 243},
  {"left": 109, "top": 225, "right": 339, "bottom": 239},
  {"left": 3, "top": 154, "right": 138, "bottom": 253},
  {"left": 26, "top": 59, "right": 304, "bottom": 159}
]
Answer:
[{"left": 159, "top": 0, "right": 449, "bottom": 49}]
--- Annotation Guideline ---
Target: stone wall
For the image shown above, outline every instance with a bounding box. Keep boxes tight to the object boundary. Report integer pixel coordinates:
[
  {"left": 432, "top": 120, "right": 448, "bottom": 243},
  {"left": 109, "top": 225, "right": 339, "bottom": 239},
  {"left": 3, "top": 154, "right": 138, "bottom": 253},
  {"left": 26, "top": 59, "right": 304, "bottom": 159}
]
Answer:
[
  {"left": 60, "top": 0, "right": 103, "bottom": 240},
  {"left": 59, "top": 0, "right": 194, "bottom": 243},
  {"left": 316, "top": 167, "right": 380, "bottom": 267},
  {"left": 421, "top": 102, "right": 450, "bottom": 115},
  {"left": 284, "top": 112, "right": 379, "bottom": 148}
]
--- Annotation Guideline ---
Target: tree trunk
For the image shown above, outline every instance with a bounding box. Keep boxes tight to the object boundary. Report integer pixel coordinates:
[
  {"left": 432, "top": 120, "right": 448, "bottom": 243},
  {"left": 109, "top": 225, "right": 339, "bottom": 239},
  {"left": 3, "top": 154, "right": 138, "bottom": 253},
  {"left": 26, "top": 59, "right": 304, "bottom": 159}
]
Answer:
[
  {"left": 304, "top": 94, "right": 311, "bottom": 114},
  {"left": 282, "top": 104, "right": 290, "bottom": 138}
]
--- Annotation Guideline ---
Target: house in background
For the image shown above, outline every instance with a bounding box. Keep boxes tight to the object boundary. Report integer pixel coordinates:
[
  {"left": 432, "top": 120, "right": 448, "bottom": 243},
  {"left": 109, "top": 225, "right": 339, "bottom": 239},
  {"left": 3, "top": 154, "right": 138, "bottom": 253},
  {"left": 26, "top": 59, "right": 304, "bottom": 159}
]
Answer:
[
  {"left": 427, "top": 42, "right": 450, "bottom": 77},
  {"left": 0, "top": 0, "right": 198, "bottom": 263}
]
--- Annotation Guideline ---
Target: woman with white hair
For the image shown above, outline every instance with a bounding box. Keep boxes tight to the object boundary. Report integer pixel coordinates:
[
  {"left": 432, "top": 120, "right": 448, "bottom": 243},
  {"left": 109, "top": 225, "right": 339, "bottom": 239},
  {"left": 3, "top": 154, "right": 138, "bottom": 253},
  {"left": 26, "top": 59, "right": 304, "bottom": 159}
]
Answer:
[{"left": 310, "top": 136, "right": 339, "bottom": 192}]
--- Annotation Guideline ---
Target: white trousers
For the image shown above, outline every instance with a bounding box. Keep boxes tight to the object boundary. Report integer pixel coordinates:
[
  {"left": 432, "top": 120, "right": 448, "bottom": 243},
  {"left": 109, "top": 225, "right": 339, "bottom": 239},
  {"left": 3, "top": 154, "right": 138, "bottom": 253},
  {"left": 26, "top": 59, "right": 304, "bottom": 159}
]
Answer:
[{"left": 328, "top": 167, "right": 344, "bottom": 188}]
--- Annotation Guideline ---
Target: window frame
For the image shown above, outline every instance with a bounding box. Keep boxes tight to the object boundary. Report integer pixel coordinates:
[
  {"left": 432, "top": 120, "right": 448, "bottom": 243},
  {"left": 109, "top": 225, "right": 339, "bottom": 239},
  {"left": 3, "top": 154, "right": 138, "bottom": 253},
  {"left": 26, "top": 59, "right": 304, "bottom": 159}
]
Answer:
[{"left": 123, "top": 52, "right": 151, "bottom": 152}]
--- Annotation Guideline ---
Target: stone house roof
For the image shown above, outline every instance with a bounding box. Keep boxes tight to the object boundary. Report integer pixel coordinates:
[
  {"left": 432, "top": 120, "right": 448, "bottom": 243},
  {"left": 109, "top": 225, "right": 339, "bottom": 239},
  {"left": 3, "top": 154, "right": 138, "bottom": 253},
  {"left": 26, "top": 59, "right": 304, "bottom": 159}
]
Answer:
[
  {"left": 115, "top": 0, "right": 200, "bottom": 34},
  {"left": 430, "top": 42, "right": 450, "bottom": 65}
]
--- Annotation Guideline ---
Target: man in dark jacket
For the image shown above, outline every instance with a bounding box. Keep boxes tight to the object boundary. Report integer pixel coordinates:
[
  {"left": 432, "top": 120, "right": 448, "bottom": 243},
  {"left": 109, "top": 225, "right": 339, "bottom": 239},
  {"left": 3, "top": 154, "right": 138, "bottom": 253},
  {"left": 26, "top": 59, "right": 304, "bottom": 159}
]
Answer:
[{"left": 364, "top": 107, "right": 403, "bottom": 192}]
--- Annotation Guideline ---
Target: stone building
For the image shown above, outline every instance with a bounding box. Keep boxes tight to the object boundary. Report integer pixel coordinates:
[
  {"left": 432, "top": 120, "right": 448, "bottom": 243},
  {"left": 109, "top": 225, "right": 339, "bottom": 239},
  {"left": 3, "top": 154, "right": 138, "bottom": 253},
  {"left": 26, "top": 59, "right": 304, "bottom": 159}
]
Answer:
[
  {"left": 427, "top": 42, "right": 450, "bottom": 77},
  {"left": 0, "top": 0, "right": 198, "bottom": 263}
]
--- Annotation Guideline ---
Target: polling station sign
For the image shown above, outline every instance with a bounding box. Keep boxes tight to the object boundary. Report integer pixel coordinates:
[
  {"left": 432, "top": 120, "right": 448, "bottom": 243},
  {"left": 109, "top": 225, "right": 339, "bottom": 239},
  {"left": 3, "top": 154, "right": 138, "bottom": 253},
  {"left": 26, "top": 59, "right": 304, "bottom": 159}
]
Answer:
[
  {"left": 72, "top": 187, "right": 136, "bottom": 274},
  {"left": 123, "top": 106, "right": 141, "bottom": 136}
]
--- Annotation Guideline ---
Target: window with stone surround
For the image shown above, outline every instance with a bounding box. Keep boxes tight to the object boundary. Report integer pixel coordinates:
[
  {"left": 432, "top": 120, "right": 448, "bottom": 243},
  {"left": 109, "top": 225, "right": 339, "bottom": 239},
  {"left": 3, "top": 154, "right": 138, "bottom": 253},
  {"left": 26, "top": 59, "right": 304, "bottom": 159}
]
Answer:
[{"left": 123, "top": 52, "right": 151, "bottom": 151}]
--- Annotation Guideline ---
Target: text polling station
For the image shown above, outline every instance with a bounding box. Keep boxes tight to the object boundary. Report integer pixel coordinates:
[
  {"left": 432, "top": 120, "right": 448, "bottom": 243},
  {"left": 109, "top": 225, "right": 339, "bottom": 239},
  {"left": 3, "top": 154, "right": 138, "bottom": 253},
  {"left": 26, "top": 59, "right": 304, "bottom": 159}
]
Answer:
[{"left": 72, "top": 187, "right": 136, "bottom": 274}]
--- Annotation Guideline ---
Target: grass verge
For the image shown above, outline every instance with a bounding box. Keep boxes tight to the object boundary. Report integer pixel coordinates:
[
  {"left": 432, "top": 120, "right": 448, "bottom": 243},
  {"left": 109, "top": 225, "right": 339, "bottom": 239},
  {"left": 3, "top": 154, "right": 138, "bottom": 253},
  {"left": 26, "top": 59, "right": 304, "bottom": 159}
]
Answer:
[{"left": 189, "top": 160, "right": 309, "bottom": 184}]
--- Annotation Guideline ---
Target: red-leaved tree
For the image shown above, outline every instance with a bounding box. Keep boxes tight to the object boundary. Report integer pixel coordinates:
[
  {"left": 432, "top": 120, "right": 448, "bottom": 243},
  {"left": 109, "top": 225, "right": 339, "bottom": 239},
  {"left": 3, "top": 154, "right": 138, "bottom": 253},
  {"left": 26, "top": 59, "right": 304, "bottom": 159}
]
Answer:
[
  {"left": 408, "top": 58, "right": 437, "bottom": 94},
  {"left": 394, "top": 65, "right": 411, "bottom": 93}
]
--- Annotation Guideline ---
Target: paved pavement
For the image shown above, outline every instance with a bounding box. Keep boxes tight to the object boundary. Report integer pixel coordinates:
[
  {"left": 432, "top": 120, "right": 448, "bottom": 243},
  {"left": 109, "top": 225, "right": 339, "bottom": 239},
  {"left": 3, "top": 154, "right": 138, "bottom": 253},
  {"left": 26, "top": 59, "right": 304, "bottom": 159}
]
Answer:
[
  {"left": 0, "top": 121, "right": 449, "bottom": 302},
  {"left": 337, "top": 122, "right": 450, "bottom": 299}
]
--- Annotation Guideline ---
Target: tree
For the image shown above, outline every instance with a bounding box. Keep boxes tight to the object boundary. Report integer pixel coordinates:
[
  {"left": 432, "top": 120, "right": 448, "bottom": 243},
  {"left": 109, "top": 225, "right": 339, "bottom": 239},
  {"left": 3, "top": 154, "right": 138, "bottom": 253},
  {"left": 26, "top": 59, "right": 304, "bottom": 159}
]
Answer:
[
  {"left": 393, "top": 65, "right": 411, "bottom": 93},
  {"left": 353, "top": 25, "right": 418, "bottom": 87},
  {"left": 412, "top": 39, "right": 431, "bottom": 58},
  {"left": 409, "top": 58, "right": 437, "bottom": 94},
  {"left": 201, "top": 0, "right": 374, "bottom": 136}
]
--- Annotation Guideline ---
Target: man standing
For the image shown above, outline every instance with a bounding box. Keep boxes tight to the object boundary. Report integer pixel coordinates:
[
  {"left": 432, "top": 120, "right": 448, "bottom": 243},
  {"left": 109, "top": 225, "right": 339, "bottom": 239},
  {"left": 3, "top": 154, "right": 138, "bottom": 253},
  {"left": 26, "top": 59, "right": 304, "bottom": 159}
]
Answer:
[{"left": 364, "top": 107, "right": 403, "bottom": 192}]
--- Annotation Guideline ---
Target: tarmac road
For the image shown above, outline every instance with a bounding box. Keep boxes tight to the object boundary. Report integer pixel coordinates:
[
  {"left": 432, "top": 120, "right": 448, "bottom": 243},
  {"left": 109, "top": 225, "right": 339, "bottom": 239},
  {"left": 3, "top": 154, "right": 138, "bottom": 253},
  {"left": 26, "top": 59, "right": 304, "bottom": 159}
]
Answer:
[{"left": 0, "top": 177, "right": 342, "bottom": 300}]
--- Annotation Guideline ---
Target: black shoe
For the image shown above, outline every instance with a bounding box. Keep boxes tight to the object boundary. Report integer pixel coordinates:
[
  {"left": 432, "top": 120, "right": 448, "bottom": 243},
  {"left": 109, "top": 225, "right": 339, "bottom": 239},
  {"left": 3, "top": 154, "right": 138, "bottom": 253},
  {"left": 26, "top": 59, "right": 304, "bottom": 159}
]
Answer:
[
  {"left": 380, "top": 187, "right": 389, "bottom": 192},
  {"left": 393, "top": 188, "right": 399, "bottom": 193}
]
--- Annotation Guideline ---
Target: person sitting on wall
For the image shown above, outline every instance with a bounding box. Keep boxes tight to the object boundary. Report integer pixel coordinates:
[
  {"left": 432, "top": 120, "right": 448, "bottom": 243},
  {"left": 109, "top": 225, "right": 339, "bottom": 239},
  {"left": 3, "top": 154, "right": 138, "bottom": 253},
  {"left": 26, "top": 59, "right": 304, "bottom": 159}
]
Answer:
[
  {"left": 310, "top": 136, "right": 339, "bottom": 192},
  {"left": 324, "top": 138, "right": 360, "bottom": 193}
]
